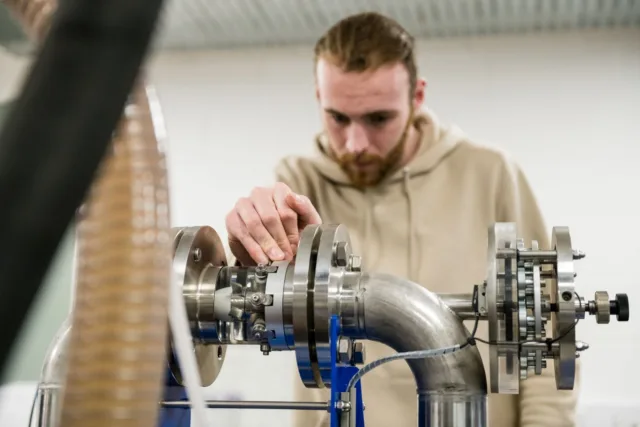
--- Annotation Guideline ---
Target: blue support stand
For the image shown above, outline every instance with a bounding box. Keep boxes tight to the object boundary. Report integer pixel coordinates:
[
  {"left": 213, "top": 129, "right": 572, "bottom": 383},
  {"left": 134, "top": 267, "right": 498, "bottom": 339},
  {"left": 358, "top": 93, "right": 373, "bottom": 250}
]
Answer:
[
  {"left": 329, "top": 315, "right": 365, "bottom": 427},
  {"left": 159, "top": 359, "right": 190, "bottom": 427},
  {"left": 157, "top": 315, "right": 365, "bottom": 427}
]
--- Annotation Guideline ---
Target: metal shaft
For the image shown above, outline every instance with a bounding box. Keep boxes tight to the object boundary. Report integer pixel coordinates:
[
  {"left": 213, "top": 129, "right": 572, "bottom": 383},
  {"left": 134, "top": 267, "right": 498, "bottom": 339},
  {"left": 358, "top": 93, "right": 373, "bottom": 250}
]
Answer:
[
  {"left": 160, "top": 400, "right": 328, "bottom": 411},
  {"left": 438, "top": 293, "right": 480, "bottom": 320}
]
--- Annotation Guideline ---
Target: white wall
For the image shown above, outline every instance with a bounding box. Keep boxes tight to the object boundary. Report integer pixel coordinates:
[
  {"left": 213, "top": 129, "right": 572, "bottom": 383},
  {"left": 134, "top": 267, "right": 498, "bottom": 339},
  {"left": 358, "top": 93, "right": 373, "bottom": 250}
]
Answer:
[{"left": 1, "top": 27, "right": 639, "bottom": 426}]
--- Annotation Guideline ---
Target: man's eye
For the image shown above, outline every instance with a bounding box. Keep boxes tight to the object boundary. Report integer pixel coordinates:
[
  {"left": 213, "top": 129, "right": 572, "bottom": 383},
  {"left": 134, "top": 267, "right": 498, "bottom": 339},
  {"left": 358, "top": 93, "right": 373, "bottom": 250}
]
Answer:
[
  {"left": 367, "top": 115, "right": 388, "bottom": 126},
  {"left": 331, "top": 113, "right": 350, "bottom": 125}
]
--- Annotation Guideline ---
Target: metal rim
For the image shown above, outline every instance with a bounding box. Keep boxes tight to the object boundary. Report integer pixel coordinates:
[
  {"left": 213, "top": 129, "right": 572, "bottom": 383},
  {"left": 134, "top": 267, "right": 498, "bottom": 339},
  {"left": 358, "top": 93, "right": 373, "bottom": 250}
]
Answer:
[
  {"left": 292, "top": 224, "right": 352, "bottom": 388},
  {"left": 169, "top": 226, "right": 227, "bottom": 387},
  {"left": 487, "top": 223, "right": 519, "bottom": 394},
  {"left": 264, "top": 260, "right": 290, "bottom": 350},
  {"left": 550, "top": 226, "right": 576, "bottom": 390},
  {"left": 292, "top": 225, "right": 323, "bottom": 387},
  {"left": 313, "top": 224, "right": 352, "bottom": 387}
]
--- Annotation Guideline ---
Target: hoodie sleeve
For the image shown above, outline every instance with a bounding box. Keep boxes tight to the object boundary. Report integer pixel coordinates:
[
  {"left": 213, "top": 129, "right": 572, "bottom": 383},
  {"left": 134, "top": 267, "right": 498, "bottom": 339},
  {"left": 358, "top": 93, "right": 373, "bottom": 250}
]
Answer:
[{"left": 496, "top": 158, "right": 580, "bottom": 427}]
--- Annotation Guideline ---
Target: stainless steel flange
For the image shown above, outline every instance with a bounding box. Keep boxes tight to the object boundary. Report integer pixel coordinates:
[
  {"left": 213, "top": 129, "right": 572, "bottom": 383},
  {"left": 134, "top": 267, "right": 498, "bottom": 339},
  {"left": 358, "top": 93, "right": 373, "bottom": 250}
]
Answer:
[
  {"left": 486, "top": 223, "right": 520, "bottom": 393},
  {"left": 550, "top": 226, "right": 577, "bottom": 390},
  {"left": 292, "top": 224, "right": 353, "bottom": 388},
  {"left": 486, "top": 223, "right": 580, "bottom": 392},
  {"left": 169, "top": 226, "right": 228, "bottom": 387}
]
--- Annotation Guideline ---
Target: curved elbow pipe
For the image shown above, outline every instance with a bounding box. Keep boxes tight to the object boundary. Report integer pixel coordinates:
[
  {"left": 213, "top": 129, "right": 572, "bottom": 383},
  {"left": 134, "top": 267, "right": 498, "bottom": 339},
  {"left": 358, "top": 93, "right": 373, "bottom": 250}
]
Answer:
[{"left": 356, "top": 273, "right": 487, "bottom": 427}]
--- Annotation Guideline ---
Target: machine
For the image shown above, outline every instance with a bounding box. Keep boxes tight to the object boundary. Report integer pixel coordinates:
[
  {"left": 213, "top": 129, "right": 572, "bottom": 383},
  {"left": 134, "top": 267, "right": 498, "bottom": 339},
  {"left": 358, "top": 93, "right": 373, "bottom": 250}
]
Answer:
[
  {"left": 30, "top": 222, "right": 629, "bottom": 427},
  {"left": 0, "top": 1, "right": 630, "bottom": 426}
]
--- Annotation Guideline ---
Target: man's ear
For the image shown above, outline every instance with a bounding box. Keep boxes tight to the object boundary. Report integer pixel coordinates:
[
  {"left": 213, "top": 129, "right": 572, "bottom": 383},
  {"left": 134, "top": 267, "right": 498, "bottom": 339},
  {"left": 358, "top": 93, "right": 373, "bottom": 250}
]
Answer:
[{"left": 413, "top": 78, "right": 427, "bottom": 110}]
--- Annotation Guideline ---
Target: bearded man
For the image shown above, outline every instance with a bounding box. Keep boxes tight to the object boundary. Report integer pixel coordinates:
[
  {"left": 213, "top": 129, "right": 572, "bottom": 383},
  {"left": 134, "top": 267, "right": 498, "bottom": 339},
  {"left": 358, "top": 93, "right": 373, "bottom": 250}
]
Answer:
[{"left": 224, "top": 11, "right": 578, "bottom": 427}]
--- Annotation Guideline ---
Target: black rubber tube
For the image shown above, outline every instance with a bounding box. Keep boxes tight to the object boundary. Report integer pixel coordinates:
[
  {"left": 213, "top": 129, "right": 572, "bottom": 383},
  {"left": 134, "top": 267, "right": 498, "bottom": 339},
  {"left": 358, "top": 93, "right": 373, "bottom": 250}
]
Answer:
[{"left": 0, "top": 0, "right": 166, "bottom": 378}]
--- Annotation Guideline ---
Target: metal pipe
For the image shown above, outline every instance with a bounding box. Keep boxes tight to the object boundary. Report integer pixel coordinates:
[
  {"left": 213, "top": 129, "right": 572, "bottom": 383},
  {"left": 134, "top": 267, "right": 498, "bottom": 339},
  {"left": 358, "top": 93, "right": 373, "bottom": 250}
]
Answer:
[
  {"left": 161, "top": 400, "right": 328, "bottom": 411},
  {"left": 30, "top": 319, "right": 71, "bottom": 427},
  {"left": 356, "top": 273, "right": 487, "bottom": 427},
  {"left": 438, "top": 293, "right": 478, "bottom": 320}
]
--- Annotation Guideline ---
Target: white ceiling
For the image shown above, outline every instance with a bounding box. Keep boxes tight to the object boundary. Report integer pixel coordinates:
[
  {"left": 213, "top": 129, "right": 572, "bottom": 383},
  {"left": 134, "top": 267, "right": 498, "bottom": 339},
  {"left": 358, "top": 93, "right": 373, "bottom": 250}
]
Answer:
[
  {"left": 153, "top": 0, "right": 640, "bottom": 50},
  {"left": 2, "top": 0, "right": 640, "bottom": 55}
]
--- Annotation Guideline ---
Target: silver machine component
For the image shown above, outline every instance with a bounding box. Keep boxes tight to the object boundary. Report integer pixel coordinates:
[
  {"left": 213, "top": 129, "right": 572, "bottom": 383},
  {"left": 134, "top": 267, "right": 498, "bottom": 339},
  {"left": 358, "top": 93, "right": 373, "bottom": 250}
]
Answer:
[{"left": 30, "top": 222, "right": 630, "bottom": 427}]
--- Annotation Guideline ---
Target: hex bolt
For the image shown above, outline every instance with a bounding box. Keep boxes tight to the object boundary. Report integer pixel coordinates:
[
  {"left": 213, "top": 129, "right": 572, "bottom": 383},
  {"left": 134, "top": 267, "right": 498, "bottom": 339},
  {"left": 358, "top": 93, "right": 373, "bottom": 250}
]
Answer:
[
  {"left": 575, "top": 341, "right": 589, "bottom": 352},
  {"left": 572, "top": 249, "right": 586, "bottom": 260},
  {"left": 334, "top": 242, "right": 349, "bottom": 267},
  {"left": 337, "top": 337, "right": 353, "bottom": 364},
  {"left": 352, "top": 341, "right": 366, "bottom": 365},
  {"left": 348, "top": 254, "right": 362, "bottom": 272}
]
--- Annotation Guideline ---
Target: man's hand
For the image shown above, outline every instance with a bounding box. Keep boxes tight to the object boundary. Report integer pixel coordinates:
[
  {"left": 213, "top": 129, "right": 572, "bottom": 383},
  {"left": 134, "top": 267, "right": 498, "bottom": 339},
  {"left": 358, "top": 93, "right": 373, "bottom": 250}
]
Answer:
[{"left": 225, "top": 182, "right": 322, "bottom": 266}]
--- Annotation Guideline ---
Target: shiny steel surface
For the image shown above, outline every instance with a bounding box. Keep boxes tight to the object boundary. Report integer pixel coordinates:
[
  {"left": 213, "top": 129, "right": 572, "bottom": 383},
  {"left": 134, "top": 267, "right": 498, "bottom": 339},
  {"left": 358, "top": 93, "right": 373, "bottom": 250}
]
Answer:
[
  {"left": 30, "top": 319, "right": 71, "bottom": 427},
  {"left": 438, "top": 293, "right": 478, "bottom": 320},
  {"left": 161, "top": 400, "right": 328, "bottom": 410},
  {"left": 264, "top": 260, "right": 290, "bottom": 350},
  {"left": 171, "top": 226, "right": 227, "bottom": 387},
  {"left": 550, "top": 226, "right": 577, "bottom": 389},
  {"left": 357, "top": 272, "right": 487, "bottom": 395},
  {"left": 314, "top": 224, "right": 352, "bottom": 386},
  {"left": 594, "top": 291, "right": 610, "bottom": 324},
  {"left": 292, "top": 224, "right": 323, "bottom": 387},
  {"left": 418, "top": 393, "right": 487, "bottom": 427},
  {"left": 292, "top": 224, "right": 354, "bottom": 387},
  {"left": 486, "top": 223, "right": 520, "bottom": 394}
]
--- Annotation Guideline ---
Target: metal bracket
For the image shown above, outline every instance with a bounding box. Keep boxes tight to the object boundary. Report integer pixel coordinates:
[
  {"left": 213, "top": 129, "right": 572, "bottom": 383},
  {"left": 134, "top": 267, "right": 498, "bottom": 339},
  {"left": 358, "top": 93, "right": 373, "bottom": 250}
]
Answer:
[{"left": 329, "top": 315, "right": 365, "bottom": 427}]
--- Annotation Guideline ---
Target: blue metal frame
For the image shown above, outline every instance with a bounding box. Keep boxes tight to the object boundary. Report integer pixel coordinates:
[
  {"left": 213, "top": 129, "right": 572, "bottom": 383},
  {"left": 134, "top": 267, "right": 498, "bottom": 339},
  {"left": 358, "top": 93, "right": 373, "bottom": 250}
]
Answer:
[
  {"left": 157, "top": 315, "right": 365, "bottom": 427},
  {"left": 329, "top": 315, "right": 365, "bottom": 427},
  {"left": 159, "top": 363, "right": 190, "bottom": 427}
]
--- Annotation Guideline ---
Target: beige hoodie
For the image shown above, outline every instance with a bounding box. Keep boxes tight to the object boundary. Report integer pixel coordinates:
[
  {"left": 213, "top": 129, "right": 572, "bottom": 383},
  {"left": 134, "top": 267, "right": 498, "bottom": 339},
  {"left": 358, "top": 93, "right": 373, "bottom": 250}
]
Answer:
[{"left": 273, "top": 109, "right": 579, "bottom": 427}]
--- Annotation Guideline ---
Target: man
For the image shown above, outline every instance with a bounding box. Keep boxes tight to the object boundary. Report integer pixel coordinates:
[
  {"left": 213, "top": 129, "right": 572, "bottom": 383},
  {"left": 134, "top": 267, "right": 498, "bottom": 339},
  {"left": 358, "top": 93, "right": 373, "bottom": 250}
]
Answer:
[{"left": 225, "top": 12, "right": 578, "bottom": 427}]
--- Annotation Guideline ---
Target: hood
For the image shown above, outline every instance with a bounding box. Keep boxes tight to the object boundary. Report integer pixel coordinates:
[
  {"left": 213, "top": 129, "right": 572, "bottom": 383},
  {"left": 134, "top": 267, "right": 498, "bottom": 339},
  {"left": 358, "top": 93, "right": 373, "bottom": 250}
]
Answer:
[
  {"left": 307, "top": 109, "right": 467, "bottom": 281},
  {"left": 309, "top": 108, "right": 464, "bottom": 188}
]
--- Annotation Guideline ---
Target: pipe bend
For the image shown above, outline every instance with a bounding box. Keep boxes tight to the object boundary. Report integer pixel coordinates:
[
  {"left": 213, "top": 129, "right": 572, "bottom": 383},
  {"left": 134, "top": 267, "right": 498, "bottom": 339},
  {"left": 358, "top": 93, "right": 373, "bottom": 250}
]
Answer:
[{"left": 357, "top": 272, "right": 487, "bottom": 395}]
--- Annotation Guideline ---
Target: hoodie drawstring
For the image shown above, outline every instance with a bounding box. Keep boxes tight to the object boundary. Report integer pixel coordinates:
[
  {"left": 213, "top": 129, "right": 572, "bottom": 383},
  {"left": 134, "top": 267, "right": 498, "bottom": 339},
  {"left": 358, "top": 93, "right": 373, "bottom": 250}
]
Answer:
[
  {"left": 363, "top": 194, "right": 372, "bottom": 269},
  {"left": 402, "top": 167, "right": 418, "bottom": 280}
]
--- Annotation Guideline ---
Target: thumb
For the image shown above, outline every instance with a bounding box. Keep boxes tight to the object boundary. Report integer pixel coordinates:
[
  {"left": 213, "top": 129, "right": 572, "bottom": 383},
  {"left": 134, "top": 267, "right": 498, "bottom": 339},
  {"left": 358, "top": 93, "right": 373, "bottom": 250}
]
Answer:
[{"left": 285, "top": 192, "right": 322, "bottom": 226}]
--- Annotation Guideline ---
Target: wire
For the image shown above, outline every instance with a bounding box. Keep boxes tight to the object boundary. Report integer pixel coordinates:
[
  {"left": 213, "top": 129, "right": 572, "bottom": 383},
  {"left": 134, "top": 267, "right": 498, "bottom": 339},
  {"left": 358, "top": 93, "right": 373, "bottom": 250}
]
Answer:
[
  {"left": 168, "top": 266, "right": 210, "bottom": 427},
  {"left": 0, "top": 0, "right": 166, "bottom": 378},
  {"left": 346, "top": 344, "right": 463, "bottom": 392},
  {"left": 345, "top": 291, "right": 583, "bottom": 392},
  {"left": 472, "top": 291, "right": 582, "bottom": 349}
]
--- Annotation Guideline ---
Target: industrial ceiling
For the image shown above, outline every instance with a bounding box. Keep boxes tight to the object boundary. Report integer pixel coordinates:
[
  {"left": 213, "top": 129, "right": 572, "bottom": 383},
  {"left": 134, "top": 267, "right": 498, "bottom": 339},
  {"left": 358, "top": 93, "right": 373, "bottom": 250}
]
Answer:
[{"left": 1, "top": 0, "right": 639, "bottom": 55}]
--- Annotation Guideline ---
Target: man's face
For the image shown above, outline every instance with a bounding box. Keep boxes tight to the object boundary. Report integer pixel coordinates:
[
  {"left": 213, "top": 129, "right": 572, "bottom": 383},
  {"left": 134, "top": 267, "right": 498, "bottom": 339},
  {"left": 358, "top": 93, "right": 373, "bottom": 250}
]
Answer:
[{"left": 315, "top": 58, "right": 423, "bottom": 187}]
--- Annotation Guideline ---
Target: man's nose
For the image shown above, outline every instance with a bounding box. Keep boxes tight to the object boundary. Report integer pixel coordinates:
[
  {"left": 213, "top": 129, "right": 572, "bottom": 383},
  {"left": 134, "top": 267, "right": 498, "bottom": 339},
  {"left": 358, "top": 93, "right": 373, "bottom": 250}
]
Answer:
[{"left": 345, "top": 124, "right": 369, "bottom": 153}]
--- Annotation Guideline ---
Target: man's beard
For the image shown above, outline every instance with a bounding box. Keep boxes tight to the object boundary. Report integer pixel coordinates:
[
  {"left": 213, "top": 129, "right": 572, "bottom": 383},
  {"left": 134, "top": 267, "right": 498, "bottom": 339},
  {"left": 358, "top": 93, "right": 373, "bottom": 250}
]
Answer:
[{"left": 332, "top": 113, "right": 415, "bottom": 189}]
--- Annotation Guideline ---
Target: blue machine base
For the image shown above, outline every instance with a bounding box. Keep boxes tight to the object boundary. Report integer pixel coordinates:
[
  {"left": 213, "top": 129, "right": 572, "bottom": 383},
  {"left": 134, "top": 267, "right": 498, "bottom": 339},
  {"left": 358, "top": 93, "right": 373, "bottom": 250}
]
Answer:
[{"left": 159, "top": 315, "right": 365, "bottom": 427}]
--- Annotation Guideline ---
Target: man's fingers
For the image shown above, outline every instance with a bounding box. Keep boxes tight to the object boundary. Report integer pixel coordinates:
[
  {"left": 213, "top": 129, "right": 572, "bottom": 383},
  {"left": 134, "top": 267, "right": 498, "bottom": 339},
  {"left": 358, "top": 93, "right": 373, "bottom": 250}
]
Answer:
[
  {"left": 251, "top": 188, "right": 293, "bottom": 259},
  {"left": 236, "top": 197, "right": 285, "bottom": 261},
  {"left": 225, "top": 210, "right": 268, "bottom": 265},
  {"left": 274, "top": 183, "right": 301, "bottom": 250},
  {"left": 285, "top": 192, "right": 322, "bottom": 227}
]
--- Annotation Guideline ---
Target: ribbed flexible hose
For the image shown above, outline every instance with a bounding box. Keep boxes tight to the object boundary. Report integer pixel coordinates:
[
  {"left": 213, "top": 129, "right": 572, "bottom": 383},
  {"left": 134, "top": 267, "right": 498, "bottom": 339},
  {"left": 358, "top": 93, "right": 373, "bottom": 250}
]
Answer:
[
  {"left": 4, "top": 1, "right": 172, "bottom": 426},
  {"left": 61, "top": 84, "right": 172, "bottom": 427}
]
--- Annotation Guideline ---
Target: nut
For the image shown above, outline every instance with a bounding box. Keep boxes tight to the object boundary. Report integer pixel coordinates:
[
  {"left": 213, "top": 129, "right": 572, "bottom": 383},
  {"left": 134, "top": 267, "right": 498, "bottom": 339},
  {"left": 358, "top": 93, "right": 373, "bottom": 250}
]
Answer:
[
  {"left": 334, "top": 242, "right": 350, "bottom": 267},
  {"left": 575, "top": 341, "right": 589, "bottom": 352},
  {"left": 337, "top": 337, "right": 353, "bottom": 364},
  {"left": 594, "top": 291, "right": 610, "bottom": 324},
  {"left": 348, "top": 255, "right": 362, "bottom": 272},
  {"left": 352, "top": 341, "right": 366, "bottom": 365}
]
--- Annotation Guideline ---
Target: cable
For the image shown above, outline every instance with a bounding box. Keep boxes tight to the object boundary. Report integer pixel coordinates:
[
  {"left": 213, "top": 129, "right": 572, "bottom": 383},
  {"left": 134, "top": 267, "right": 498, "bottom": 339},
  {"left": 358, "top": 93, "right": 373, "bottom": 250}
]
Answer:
[
  {"left": 472, "top": 291, "right": 583, "bottom": 349},
  {"left": 345, "top": 291, "right": 582, "bottom": 392},
  {"left": 0, "top": 0, "right": 166, "bottom": 378},
  {"left": 346, "top": 344, "right": 463, "bottom": 392},
  {"left": 168, "top": 266, "right": 210, "bottom": 427}
]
